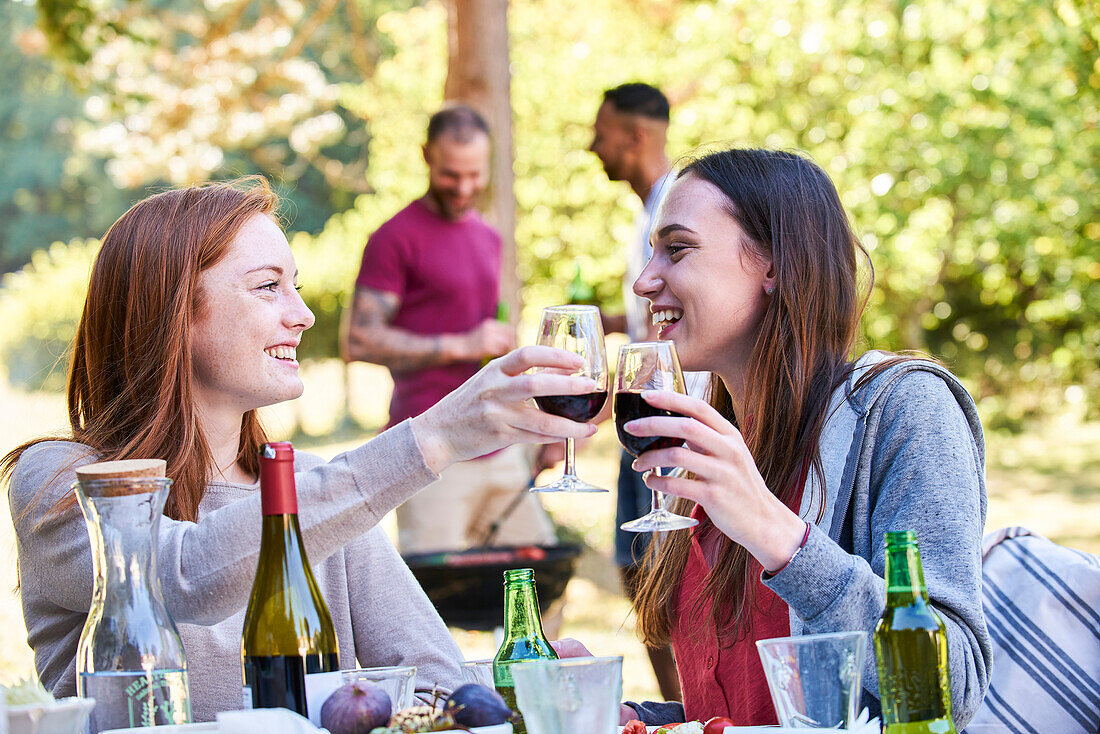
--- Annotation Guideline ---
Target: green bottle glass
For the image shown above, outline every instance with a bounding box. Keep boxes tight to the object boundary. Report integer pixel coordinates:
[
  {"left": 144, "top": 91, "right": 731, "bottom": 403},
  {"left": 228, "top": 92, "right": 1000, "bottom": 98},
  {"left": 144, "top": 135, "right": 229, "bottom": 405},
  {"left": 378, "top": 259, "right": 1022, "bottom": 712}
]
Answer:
[
  {"left": 480, "top": 301, "right": 511, "bottom": 368},
  {"left": 566, "top": 263, "right": 596, "bottom": 306},
  {"left": 492, "top": 568, "right": 558, "bottom": 734},
  {"left": 873, "top": 531, "right": 957, "bottom": 734}
]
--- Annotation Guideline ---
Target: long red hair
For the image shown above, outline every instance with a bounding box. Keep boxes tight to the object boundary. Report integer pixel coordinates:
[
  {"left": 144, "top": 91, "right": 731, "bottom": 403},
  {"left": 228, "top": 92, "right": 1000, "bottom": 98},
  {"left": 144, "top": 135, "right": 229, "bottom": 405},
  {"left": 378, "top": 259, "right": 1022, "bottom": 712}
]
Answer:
[{"left": 2, "top": 177, "right": 280, "bottom": 521}]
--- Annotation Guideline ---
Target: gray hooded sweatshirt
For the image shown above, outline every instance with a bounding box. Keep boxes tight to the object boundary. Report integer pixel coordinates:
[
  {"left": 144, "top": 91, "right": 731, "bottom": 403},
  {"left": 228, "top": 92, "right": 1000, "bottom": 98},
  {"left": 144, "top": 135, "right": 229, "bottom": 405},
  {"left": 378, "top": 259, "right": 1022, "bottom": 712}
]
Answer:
[{"left": 627, "top": 352, "right": 992, "bottom": 727}]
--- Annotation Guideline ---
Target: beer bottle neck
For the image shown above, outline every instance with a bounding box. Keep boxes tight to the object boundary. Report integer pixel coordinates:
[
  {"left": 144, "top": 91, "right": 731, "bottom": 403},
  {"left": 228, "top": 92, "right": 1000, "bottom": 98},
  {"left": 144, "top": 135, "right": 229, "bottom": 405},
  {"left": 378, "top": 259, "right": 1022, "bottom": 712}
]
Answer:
[
  {"left": 884, "top": 543, "right": 929, "bottom": 606},
  {"left": 502, "top": 581, "right": 545, "bottom": 641}
]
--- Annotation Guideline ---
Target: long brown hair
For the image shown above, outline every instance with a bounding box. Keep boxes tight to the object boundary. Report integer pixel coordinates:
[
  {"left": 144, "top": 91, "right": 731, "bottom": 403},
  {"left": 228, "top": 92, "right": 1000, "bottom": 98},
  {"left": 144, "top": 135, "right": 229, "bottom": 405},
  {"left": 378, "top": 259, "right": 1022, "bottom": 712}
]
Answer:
[
  {"left": 1, "top": 177, "right": 280, "bottom": 522},
  {"left": 635, "top": 148, "right": 874, "bottom": 646}
]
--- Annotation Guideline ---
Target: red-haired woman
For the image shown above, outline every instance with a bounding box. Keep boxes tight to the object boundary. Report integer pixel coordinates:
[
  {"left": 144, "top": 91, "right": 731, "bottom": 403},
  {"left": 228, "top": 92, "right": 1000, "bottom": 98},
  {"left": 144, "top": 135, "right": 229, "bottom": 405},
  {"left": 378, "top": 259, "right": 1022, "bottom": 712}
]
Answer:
[
  {"left": 557, "top": 148, "right": 991, "bottom": 728},
  {"left": 2, "top": 178, "right": 597, "bottom": 721}
]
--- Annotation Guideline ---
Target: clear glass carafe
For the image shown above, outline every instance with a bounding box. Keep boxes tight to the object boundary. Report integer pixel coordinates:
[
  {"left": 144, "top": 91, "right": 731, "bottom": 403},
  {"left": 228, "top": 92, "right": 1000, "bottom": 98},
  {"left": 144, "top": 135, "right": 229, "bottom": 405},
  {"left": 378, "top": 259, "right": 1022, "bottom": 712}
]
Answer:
[{"left": 75, "top": 475, "right": 191, "bottom": 732}]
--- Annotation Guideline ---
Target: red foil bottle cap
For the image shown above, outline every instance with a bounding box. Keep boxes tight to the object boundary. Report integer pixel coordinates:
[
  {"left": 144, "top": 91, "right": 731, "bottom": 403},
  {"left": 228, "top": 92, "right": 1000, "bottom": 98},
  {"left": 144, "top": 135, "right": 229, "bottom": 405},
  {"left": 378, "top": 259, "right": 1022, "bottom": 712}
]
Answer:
[{"left": 258, "top": 442, "right": 298, "bottom": 516}]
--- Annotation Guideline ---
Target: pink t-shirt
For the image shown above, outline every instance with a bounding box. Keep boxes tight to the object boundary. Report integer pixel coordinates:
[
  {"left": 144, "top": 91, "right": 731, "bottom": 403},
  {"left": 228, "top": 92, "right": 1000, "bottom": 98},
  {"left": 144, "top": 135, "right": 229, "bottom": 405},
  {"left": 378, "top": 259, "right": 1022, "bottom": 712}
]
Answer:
[{"left": 355, "top": 199, "right": 501, "bottom": 428}]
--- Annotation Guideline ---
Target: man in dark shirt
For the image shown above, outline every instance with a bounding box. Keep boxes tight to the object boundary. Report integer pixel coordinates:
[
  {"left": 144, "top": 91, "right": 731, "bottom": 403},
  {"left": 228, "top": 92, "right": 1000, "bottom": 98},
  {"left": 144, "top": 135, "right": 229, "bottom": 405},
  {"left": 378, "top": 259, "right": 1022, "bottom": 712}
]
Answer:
[{"left": 342, "top": 105, "right": 556, "bottom": 554}]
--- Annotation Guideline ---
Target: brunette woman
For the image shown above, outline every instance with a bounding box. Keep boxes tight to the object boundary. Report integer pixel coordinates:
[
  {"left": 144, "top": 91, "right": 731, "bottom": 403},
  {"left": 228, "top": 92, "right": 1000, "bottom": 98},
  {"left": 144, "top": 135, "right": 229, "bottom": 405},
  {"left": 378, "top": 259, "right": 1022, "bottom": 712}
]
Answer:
[
  {"left": 2, "top": 178, "right": 598, "bottom": 721},
  {"left": 558, "top": 148, "right": 991, "bottom": 728}
]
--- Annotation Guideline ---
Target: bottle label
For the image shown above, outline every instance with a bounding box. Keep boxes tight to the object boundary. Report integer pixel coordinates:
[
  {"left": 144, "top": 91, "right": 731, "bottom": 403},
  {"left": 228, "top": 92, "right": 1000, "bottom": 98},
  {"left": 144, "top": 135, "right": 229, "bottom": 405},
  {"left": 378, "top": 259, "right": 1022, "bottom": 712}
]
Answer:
[
  {"left": 243, "top": 686, "right": 252, "bottom": 709},
  {"left": 125, "top": 671, "right": 187, "bottom": 725},
  {"left": 81, "top": 669, "right": 191, "bottom": 730}
]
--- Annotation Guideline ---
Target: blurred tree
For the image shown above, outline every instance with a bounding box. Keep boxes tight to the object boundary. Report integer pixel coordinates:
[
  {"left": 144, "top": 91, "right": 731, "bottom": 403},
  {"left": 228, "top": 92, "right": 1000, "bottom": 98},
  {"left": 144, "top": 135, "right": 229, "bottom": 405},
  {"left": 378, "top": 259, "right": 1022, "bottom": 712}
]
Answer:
[
  {"left": 4, "top": 0, "right": 1096, "bottom": 426},
  {"left": 0, "top": 1, "right": 135, "bottom": 272},
  {"left": 331, "top": 0, "right": 1099, "bottom": 423},
  {"left": 443, "top": 0, "right": 518, "bottom": 320},
  {"left": 22, "top": 0, "right": 421, "bottom": 237}
]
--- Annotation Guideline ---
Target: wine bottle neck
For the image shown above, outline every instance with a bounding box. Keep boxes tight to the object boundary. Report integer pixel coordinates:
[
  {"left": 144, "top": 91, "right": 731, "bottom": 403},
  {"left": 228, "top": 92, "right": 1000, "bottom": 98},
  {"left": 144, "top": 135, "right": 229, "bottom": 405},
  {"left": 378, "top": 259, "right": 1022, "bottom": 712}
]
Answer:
[
  {"left": 259, "top": 445, "right": 298, "bottom": 516},
  {"left": 502, "top": 582, "right": 545, "bottom": 641},
  {"left": 884, "top": 543, "right": 929, "bottom": 606},
  {"left": 259, "top": 514, "right": 304, "bottom": 550}
]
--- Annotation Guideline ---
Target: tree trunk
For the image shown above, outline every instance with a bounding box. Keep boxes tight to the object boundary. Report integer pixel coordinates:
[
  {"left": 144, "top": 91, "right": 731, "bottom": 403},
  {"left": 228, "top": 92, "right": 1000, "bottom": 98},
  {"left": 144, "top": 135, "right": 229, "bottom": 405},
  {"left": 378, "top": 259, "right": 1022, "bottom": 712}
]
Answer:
[{"left": 443, "top": 0, "right": 519, "bottom": 325}]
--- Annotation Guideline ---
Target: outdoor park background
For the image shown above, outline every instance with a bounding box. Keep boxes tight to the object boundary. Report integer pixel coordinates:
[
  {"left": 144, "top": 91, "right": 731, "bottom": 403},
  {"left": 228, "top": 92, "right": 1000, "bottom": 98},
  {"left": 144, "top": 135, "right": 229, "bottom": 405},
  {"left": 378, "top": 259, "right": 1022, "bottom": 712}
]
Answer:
[{"left": 0, "top": 0, "right": 1097, "bottom": 703}]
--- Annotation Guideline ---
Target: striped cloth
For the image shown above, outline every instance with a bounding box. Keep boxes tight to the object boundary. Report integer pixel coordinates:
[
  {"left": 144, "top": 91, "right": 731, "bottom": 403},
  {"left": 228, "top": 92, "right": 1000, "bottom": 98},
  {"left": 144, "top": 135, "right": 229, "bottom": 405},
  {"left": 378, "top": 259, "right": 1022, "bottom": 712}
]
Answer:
[{"left": 964, "top": 527, "right": 1100, "bottom": 733}]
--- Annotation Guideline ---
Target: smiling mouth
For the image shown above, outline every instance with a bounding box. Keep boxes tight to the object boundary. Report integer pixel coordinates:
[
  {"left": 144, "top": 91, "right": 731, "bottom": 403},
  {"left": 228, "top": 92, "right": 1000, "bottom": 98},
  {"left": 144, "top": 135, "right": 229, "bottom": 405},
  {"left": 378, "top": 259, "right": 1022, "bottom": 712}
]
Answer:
[
  {"left": 651, "top": 309, "right": 683, "bottom": 328},
  {"left": 264, "top": 346, "right": 298, "bottom": 362}
]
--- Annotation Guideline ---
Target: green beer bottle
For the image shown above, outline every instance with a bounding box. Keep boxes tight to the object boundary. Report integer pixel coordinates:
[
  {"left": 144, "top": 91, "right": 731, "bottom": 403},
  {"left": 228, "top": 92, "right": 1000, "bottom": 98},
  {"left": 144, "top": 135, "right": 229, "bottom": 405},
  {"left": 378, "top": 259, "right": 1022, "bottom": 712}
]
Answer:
[
  {"left": 566, "top": 264, "right": 596, "bottom": 306},
  {"left": 480, "top": 301, "right": 511, "bottom": 368},
  {"left": 873, "top": 531, "right": 958, "bottom": 734},
  {"left": 492, "top": 568, "right": 558, "bottom": 733}
]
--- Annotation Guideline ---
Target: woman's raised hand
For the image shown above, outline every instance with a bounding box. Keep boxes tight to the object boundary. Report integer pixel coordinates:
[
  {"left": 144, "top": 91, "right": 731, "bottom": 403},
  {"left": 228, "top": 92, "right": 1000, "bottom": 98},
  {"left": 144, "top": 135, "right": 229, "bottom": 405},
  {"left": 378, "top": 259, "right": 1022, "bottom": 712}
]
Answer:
[
  {"left": 410, "top": 346, "right": 598, "bottom": 475},
  {"left": 624, "top": 390, "right": 807, "bottom": 572}
]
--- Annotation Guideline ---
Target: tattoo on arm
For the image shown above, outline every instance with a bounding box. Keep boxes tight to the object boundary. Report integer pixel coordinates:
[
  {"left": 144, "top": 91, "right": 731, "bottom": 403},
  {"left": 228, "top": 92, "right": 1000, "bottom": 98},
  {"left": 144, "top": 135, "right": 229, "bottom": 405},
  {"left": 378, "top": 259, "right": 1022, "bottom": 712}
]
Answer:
[{"left": 344, "top": 287, "right": 453, "bottom": 371}]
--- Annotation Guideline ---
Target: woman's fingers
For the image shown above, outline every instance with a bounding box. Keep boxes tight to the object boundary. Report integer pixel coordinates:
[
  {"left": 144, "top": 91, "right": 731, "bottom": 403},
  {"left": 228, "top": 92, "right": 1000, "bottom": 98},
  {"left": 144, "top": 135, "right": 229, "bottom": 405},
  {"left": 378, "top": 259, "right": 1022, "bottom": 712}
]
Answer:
[
  {"left": 632, "top": 444, "right": 727, "bottom": 482},
  {"left": 500, "top": 372, "right": 597, "bottom": 401},
  {"left": 643, "top": 470, "right": 710, "bottom": 505},
  {"left": 640, "top": 389, "right": 739, "bottom": 436},
  {"left": 496, "top": 345, "right": 584, "bottom": 377},
  {"left": 624, "top": 415, "right": 731, "bottom": 459},
  {"left": 496, "top": 400, "right": 596, "bottom": 437}
]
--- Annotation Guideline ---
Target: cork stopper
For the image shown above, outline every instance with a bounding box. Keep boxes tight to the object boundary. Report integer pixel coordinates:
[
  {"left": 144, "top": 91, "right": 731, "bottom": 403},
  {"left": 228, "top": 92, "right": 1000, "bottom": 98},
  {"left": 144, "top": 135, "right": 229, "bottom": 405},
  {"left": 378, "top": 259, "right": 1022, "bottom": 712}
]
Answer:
[{"left": 76, "top": 459, "right": 168, "bottom": 497}]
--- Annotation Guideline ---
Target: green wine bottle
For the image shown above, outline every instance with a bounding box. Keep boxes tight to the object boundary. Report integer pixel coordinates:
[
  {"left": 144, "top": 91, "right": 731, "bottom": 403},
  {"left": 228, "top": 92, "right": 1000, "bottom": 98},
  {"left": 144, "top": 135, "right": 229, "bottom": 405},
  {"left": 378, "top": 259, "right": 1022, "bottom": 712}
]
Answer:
[
  {"left": 492, "top": 568, "right": 558, "bottom": 733},
  {"left": 873, "top": 530, "right": 957, "bottom": 734},
  {"left": 242, "top": 442, "right": 339, "bottom": 717},
  {"left": 566, "top": 263, "right": 596, "bottom": 306},
  {"left": 480, "top": 301, "right": 511, "bottom": 368}
]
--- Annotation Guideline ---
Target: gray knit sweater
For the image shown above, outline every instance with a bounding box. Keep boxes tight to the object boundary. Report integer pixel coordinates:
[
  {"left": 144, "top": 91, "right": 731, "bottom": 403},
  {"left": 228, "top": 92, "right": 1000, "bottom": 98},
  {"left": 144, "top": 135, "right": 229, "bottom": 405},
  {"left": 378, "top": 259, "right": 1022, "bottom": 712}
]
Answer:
[
  {"left": 8, "top": 421, "right": 465, "bottom": 722},
  {"left": 627, "top": 353, "right": 992, "bottom": 727}
]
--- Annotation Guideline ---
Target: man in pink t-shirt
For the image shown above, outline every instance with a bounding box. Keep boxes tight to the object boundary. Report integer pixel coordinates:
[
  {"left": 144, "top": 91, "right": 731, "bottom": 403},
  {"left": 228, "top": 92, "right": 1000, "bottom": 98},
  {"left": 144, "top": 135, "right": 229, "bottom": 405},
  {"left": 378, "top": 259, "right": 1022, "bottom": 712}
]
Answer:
[{"left": 341, "top": 105, "right": 556, "bottom": 555}]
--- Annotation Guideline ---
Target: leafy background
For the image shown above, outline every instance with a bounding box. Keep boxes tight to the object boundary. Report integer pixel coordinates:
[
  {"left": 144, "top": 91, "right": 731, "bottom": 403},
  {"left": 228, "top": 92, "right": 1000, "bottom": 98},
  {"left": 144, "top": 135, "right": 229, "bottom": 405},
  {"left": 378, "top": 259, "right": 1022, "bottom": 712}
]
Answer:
[{"left": 2, "top": 0, "right": 1096, "bottom": 428}]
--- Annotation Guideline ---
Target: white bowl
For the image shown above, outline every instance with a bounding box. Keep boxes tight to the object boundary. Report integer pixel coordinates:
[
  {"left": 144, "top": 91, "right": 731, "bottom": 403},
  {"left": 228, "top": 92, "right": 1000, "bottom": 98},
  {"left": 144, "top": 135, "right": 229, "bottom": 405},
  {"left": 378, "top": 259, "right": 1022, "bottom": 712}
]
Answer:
[{"left": 7, "top": 697, "right": 96, "bottom": 734}]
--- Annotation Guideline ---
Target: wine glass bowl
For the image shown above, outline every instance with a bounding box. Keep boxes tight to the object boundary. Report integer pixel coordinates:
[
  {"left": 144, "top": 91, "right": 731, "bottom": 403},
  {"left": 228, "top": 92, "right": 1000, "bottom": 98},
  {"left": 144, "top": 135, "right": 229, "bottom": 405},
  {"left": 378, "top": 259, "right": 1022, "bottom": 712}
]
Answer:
[
  {"left": 530, "top": 305, "right": 609, "bottom": 493},
  {"left": 614, "top": 341, "right": 699, "bottom": 532},
  {"left": 613, "top": 391, "right": 687, "bottom": 458}
]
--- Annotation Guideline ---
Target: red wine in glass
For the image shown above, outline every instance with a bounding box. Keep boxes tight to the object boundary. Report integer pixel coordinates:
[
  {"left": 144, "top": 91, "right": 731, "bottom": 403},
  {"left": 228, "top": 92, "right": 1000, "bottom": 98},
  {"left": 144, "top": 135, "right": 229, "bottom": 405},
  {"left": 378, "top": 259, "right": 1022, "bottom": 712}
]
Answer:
[
  {"left": 613, "top": 391, "right": 686, "bottom": 457},
  {"left": 535, "top": 391, "right": 608, "bottom": 423},
  {"left": 614, "top": 341, "right": 699, "bottom": 531},
  {"left": 530, "top": 305, "right": 609, "bottom": 493}
]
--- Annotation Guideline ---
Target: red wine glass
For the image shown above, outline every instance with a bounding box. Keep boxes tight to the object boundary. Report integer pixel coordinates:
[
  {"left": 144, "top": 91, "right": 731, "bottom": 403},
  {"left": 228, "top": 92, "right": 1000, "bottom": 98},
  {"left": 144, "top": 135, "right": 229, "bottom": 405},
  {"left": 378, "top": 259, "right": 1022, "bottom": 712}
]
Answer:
[
  {"left": 615, "top": 341, "right": 699, "bottom": 531},
  {"left": 530, "top": 305, "right": 609, "bottom": 493}
]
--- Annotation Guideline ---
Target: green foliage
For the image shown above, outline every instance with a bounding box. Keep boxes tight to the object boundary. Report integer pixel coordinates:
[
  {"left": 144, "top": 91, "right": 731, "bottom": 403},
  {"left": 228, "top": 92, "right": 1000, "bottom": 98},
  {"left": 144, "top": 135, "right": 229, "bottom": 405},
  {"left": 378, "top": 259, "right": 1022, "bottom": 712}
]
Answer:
[
  {"left": 292, "top": 0, "right": 1099, "bottom": 424},
  {"left": 0, "top": 1, "right": 140, "bottom": 272},
  {"left": 3, "top": 0, "right": 1096, "bottom": 427},
  {"left": 0, "top": 238, "right": 99, "bottom": 391}
]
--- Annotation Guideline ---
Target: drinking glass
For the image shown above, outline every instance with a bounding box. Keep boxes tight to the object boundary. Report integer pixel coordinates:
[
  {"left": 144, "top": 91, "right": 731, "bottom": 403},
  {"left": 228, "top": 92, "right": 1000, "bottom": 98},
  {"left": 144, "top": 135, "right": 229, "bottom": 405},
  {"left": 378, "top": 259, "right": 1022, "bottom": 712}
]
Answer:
[
  {"left": 460, "top": 659, "right": 495, "bottom": 687},
  {"left": 511, "top": 656, "right": 622, "bottom": 734},
  {"left": 756, "top": 631, "right": 866, "bottom": 729},
  {"left": 340, "top": 665, "right": 417, "bottom": 711},
  {"left": 615, "top": 341, "right": 699, "bottom": 531},
  {"left": 530, "top": 305, "right": 609, "bottom": 493}
]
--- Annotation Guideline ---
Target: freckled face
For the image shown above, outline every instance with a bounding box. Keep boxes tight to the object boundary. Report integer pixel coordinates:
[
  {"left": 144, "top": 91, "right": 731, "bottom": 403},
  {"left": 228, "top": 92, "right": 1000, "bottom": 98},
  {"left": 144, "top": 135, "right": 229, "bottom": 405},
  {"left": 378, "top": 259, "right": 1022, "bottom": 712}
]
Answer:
[
  {"left": 633, "top": 174, "right": 772, "bottom": 381},
  {"left": 190, "top": 214, "right": 315, "bottom": 416}
]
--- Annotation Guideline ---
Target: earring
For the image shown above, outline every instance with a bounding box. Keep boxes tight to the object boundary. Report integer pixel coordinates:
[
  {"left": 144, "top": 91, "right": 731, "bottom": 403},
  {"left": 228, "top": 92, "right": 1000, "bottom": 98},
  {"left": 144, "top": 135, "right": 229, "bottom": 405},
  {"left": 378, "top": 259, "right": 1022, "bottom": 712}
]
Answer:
[{"left": 766, "top": 285, "right": 776, "bottom": 295}]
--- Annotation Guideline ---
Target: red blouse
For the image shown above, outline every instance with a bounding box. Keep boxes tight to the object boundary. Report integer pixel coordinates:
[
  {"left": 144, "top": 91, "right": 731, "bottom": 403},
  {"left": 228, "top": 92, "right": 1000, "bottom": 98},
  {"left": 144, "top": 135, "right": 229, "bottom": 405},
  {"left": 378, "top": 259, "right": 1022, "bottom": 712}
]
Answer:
[{"left": 669, "top": 475, "right": 808, "bottom": 724}]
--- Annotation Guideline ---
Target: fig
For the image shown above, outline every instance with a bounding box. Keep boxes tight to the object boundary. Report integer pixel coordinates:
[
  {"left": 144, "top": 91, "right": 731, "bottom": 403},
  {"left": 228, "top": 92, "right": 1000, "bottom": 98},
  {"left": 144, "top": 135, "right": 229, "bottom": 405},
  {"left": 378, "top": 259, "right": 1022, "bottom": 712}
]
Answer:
[
  {"left": 320, "top": 681, "right": 392, "bottom": 734},
  {"left": 444, "top": 683, "right": 517, "bottom": 726}
]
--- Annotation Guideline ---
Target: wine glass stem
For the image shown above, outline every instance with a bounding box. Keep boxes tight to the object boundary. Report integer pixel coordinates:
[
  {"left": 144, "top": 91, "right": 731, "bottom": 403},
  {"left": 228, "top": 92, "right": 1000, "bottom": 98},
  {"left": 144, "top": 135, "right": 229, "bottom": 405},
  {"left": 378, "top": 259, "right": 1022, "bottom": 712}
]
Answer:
[
  {"left": 562, "top": 438, "right": 577, "bottom": 478},
  {"left": 650, "top": 467, "right": 663, "bottom": 513}
]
